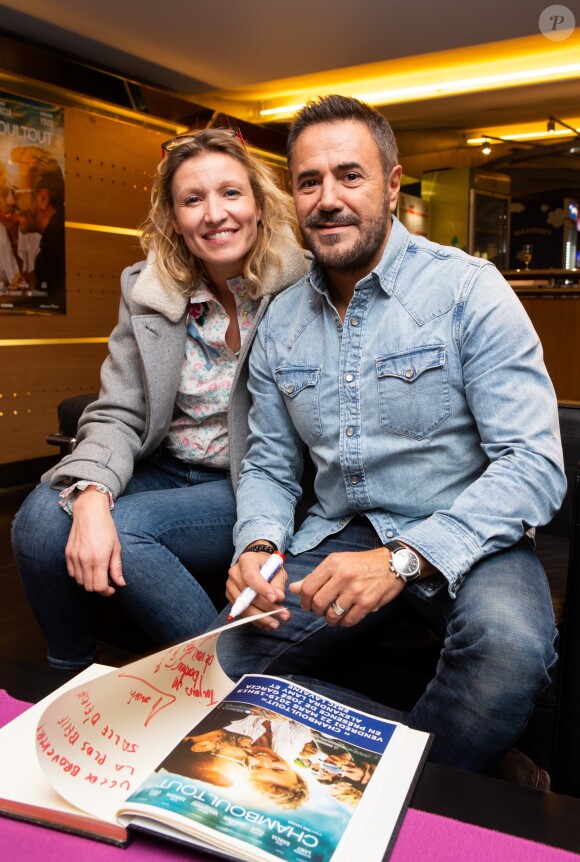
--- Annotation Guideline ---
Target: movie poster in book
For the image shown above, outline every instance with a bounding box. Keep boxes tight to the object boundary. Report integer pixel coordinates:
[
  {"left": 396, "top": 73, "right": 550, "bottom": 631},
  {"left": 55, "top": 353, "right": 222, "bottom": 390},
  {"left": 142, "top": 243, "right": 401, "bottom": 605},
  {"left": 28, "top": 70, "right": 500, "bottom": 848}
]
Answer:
[
  {"left": 0, "top": 90, "right": 66, "bottom": 315},
  {"left": 124, "top": 676, "right": 396, "bottom": 862}
]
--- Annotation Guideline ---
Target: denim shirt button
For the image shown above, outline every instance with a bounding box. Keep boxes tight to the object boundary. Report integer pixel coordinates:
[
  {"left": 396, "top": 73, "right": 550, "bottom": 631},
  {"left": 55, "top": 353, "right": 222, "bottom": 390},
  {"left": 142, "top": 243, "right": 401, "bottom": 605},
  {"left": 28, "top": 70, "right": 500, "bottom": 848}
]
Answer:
[
  {"left": 386, "top": 530, "right": 394, "bottom": 538},
  {"left": 287, "top": 385, "right": 295, "bottom": 394},
  {"left": 346, "top": 427, "right": 355, "bottom": 437},
  {"left": 350, "top": 475, "right": 359, "bottom": 484},
  {"left": 345, "top": 373, "right": 354, "bottom": 382},
  {"left": 405, "top": 369, "right": 414, "bottom": 378},
  {"left": 351, "top": 317, "right": 359, "bottom": 326}
]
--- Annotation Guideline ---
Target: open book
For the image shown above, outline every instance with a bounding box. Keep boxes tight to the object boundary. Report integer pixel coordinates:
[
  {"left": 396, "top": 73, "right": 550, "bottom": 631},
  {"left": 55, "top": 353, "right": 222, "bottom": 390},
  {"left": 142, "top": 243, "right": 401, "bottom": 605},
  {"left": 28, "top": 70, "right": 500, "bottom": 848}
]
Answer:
[{"left": 0, "top": 616, "right": 431, "bottom": 862}]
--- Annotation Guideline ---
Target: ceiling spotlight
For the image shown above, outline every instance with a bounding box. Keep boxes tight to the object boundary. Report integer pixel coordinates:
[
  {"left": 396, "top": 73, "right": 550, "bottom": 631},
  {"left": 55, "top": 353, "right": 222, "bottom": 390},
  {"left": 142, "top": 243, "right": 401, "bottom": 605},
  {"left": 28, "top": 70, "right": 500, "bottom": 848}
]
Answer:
[
  {"left": 481, "top": 139, "right": 492, "bottom": 155},
  {"left": 548, "top": 115, "right": 580, "bottom": 135}
]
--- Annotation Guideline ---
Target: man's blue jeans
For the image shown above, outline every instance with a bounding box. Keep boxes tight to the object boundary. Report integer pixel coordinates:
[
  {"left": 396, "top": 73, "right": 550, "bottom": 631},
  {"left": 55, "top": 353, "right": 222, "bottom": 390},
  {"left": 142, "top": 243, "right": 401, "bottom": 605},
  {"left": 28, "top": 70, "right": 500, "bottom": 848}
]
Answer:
[
  {"left": 213, "top": 519, "right": 558, "bottom": 773},
  {"left": 12, "top": 447, "right": 234, "bottom": 669}
]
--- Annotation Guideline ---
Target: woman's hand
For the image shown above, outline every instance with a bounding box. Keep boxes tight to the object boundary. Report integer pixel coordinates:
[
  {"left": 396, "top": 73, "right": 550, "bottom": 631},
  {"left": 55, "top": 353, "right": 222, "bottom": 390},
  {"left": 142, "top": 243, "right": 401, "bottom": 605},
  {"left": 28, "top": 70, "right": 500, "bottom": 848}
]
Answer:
[
  {"left": 225, "top": 551, "right": 289, "bottom": 630},
  {"left": 65, "top": 486, "right": 125, "bottom": 596}
]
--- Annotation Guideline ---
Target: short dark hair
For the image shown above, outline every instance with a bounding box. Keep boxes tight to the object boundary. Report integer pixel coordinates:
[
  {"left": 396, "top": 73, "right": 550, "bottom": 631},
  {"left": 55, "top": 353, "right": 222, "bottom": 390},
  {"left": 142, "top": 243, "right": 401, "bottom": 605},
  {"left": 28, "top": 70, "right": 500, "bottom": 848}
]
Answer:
[{"left": 286, "top": 95, "right": 399, "bottom": 179}]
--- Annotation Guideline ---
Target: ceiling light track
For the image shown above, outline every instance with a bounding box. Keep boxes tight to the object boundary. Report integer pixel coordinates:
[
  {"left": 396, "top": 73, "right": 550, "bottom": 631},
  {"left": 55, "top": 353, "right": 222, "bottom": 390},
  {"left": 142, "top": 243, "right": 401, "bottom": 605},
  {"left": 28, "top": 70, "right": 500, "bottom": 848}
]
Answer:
[{"left": 548, "top": 115, "right": 580, "bottom": 135}]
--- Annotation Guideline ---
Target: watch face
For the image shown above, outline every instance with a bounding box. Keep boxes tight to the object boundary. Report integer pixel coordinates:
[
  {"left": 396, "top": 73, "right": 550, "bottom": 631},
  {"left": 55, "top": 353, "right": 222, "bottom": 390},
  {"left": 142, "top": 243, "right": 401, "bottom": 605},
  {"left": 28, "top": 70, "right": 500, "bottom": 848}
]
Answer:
[{"left": 392, "top": 549, "right": 420, "bottom": 577}]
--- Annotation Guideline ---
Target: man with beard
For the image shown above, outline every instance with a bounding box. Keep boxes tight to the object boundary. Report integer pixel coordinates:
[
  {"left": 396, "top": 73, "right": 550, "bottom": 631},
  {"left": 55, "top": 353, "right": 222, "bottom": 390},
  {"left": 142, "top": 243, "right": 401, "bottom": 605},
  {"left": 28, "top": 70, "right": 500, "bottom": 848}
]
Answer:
[
  {"left": 213, "top": 96, "right": 565, "bottom": 786},
  {"left": 8, "top": 146, "right": 65, "bottom": 311}
]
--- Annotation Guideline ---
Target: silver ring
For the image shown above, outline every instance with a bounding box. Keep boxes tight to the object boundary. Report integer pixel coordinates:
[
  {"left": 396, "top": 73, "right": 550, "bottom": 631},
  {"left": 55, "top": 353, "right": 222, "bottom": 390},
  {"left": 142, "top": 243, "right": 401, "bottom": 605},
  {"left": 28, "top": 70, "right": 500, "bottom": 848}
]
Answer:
[{"left": 331, "top": 600, "right": 348, "bottom": 617}]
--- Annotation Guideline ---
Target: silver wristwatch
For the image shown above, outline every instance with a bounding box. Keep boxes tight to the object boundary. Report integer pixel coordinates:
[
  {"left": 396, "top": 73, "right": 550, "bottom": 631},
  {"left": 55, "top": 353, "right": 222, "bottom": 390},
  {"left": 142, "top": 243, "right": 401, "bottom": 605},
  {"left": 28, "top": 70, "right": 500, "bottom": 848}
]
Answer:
[{"left": 385, "top": 540, "right": 421, "bottom": 584}]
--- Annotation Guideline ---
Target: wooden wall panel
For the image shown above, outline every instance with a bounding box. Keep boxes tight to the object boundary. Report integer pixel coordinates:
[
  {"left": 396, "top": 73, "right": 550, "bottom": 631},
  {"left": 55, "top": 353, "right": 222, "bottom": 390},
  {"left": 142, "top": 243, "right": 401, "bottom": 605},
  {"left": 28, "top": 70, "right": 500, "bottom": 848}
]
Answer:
[
  {"left": 64, "top": 110, "right": 165, "bottom": 226},
  {"left": 519, "top": 295, "right": 580, "bottom": 403},
  {"left": 0, "top": 343, "right": 109, "bottom": 462},
  {"left": 62, "top": 229, "right": 143, "bottom": 333},
  {"left": 0, "top": 102, "right": 176, "bottom": 467}
]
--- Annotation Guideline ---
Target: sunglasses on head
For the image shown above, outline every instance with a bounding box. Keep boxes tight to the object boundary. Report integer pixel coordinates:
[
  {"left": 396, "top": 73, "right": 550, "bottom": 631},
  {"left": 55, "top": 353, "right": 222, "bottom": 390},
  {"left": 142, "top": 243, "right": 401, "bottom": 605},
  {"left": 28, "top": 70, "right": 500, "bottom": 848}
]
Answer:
[{"left": 161, "top": 127, "right": 245, "bottom": 157}]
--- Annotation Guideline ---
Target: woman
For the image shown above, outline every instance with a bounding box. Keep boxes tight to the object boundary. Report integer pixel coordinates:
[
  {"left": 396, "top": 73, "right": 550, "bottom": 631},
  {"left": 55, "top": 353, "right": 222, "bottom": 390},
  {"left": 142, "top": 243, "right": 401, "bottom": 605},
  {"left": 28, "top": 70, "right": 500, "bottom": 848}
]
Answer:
[{"left": 11, "top": 127, "right": 309, "bottom": 669}]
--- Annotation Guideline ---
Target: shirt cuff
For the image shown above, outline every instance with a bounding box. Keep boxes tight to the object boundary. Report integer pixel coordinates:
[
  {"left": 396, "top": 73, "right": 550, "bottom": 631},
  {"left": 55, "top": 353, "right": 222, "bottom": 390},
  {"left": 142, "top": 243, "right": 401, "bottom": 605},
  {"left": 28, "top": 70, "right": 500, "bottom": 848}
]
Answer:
[
  {"left": 59, "top": 481, "right": 115, "bottom": 516},
  {"left": 233, "top": 521, "right": 287, "bottom": 564},
  {"left": 400, "top": 513, "right": 483, "bottom": 597}
]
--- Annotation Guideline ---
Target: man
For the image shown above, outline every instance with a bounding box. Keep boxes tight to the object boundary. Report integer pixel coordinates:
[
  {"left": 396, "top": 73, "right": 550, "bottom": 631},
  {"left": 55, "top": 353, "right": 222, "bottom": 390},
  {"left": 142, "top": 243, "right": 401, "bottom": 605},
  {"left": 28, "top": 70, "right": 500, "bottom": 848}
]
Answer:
[
  {"left": 213, "top": 96, "right": 566, "bottom": 780},
  {"left": 8, "top": 146, "right": 65, "bottom": 310}
]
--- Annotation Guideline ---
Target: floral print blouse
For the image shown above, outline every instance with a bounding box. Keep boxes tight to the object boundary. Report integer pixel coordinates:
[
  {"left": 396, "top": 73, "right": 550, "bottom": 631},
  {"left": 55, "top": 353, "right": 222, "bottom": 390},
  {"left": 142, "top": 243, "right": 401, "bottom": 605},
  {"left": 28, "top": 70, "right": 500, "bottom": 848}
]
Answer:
[{"left": 164, "top": 276, "right": 258, "bottom": 470}]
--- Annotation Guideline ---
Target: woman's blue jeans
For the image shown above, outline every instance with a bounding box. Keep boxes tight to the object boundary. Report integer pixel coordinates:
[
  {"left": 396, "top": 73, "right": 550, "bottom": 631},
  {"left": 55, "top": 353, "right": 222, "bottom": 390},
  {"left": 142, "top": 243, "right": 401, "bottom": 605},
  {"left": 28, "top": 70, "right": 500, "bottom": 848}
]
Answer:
[
  {"left": 213, "top": 518, "right": 558, "bottom": 773},
  {"left": 12, "top": 447, "right": 235, "bottom": 669}
]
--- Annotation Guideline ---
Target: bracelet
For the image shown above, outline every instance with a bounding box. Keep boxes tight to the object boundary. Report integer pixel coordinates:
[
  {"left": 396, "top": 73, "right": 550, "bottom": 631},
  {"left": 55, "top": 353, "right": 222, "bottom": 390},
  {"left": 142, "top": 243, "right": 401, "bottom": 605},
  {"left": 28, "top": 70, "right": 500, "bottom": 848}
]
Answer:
[{"left": 244, "top": 544, "right": 276, "bottom": 555}]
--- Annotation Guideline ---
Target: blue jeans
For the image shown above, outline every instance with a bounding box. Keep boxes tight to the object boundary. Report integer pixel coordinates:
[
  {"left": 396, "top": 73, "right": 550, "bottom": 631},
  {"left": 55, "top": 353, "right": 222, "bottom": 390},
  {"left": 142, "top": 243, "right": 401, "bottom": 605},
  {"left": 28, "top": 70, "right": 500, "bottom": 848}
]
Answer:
[
  {"left": 12, "top": 447, "right": 235, "bottom": 669},
  {"left": 213, "top": 519, "right": 558, "bottom": 773}
]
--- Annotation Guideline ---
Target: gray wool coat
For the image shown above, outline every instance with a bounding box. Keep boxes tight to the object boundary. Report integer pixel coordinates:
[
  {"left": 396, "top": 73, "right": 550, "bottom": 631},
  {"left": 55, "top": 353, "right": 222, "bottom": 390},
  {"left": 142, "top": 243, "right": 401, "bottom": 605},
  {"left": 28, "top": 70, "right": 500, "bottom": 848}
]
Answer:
[{"left": 45, "top": 238, "right": 310, "bottom": 499}]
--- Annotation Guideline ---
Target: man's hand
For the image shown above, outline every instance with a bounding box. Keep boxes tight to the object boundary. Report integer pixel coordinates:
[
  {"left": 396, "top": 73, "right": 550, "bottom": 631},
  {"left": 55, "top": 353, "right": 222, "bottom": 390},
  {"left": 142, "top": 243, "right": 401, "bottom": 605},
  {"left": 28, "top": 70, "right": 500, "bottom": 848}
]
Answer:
[
  {"left": 226, "top": 551, "right": 290, "bottom": 630},
  {"left": 65, "top": 486, "right": 125, "bottom": 596},
  {"left": 288, "top": 548, "right": 406, "bottom": 626}
]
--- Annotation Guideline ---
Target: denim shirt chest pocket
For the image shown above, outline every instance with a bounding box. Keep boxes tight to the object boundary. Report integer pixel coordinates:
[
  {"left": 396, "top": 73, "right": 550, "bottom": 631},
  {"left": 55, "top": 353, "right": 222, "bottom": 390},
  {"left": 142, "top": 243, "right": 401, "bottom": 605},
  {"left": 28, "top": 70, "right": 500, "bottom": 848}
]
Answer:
[
  {"left": 275, "top": 366, "right": 322, "bottom": 446},
  {"left": 376, "top": 344, "right": 450, "bottom": 439}
]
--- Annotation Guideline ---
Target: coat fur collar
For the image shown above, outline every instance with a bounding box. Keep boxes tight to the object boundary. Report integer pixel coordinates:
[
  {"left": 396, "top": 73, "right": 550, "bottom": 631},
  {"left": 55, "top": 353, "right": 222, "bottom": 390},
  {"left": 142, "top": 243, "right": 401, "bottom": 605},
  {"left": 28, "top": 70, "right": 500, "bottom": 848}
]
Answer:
[{"left": 131, "top": 232, "right": 310, "bottom": 323}]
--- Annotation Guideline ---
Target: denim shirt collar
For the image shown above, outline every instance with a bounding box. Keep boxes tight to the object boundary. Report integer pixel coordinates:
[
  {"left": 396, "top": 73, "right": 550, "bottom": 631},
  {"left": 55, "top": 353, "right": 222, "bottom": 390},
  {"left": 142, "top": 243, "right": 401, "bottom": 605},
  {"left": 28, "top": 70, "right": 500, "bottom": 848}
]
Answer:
[{"left": 306, "top": 215, "right": 411, "bottom": 300}]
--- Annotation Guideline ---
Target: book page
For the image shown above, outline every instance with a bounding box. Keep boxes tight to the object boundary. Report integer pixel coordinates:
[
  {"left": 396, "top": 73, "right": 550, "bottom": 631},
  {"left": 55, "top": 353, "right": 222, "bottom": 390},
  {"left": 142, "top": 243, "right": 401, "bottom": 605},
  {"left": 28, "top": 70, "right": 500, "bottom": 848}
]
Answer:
[
  {"left": 36, "top": 616, "right": 271, "bottom": 822},
  {"left": 0, "top": 666, "right": 117, "bottom": 826}
]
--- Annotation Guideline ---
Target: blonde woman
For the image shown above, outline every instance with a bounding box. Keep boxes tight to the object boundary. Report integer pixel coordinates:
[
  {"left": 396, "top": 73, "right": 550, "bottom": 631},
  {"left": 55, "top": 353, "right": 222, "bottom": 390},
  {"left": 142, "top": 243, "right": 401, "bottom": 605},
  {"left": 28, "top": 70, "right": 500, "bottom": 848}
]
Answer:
[{"left": 12, "top": 128, "right": 308, "bottom": 669}]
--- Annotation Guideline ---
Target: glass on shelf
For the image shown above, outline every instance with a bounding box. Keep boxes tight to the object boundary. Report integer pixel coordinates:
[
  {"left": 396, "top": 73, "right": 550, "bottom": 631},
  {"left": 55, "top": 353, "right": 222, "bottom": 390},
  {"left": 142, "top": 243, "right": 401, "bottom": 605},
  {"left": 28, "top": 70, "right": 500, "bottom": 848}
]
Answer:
[{"left": 522, "top": 244, "right": 533, "bottom": 270}]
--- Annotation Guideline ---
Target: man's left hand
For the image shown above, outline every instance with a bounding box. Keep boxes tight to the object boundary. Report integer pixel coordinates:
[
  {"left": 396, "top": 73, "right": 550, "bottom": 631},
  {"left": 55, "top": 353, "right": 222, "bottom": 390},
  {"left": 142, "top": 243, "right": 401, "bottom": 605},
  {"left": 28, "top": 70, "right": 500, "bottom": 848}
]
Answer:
[{"left": 288, "top": 548, "right": 406, "bottom": 626}]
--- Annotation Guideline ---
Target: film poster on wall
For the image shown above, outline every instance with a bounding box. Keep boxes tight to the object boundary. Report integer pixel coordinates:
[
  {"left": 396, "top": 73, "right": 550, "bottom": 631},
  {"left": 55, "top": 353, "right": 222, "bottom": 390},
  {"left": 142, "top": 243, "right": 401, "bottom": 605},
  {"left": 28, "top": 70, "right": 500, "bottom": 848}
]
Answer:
[{"left": 0, "top": 90, "right": 66, "bottom": 315}]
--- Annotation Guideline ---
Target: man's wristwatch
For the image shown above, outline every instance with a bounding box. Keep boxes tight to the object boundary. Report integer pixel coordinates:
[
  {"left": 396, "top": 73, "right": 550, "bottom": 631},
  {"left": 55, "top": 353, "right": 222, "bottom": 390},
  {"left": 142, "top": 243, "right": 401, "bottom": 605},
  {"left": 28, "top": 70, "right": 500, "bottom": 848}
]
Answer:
[{"left": 385, "top": 540, "right": 421, "bottom": 584}]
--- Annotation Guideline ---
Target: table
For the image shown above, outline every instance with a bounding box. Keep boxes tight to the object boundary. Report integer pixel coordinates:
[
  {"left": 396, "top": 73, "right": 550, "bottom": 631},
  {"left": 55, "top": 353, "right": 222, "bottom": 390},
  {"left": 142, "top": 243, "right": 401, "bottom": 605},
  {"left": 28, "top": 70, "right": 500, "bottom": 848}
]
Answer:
[{"left": 2, "top": 656, "right": 580, "bottom": 858}]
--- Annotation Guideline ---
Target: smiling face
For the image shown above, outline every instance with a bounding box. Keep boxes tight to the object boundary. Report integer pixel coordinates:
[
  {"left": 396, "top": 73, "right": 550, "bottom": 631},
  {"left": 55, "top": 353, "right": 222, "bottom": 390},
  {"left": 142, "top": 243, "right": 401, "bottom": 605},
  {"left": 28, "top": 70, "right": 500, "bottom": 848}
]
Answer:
[
  {"left": 291, "top": 120, "right": 402, "bottom": 279},
  {"left": 171, "top": 151, "right": 261, "bottom": 283}
]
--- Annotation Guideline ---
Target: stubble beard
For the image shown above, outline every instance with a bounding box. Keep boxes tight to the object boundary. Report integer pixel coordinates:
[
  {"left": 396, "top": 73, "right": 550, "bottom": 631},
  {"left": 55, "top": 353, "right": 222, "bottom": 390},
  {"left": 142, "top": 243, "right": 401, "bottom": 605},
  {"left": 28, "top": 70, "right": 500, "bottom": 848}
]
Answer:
[{"left": 301, "top": 206, "right": 391, "bottom": 275}]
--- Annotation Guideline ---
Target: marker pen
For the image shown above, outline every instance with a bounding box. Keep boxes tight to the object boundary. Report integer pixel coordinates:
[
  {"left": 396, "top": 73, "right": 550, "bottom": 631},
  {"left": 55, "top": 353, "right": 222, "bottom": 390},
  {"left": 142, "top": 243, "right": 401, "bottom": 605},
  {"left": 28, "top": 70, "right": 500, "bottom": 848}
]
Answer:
[{"left": 227, "top": 552, "right": 286, "bottom": 621}]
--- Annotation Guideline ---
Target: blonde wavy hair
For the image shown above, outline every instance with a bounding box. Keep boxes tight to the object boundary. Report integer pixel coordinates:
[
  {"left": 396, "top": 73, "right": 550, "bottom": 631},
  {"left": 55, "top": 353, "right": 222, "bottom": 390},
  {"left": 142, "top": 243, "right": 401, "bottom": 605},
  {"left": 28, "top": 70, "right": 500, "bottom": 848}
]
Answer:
[{"left": 140, "top": 128, "right": 298, "bottom": 298}]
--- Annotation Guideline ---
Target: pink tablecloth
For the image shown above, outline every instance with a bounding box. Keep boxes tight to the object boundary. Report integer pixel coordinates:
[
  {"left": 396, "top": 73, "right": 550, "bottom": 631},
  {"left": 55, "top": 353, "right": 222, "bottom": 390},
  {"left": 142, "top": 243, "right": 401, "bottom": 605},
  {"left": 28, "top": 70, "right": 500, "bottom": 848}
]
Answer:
[{"left": 1, "top": 690, "right": 578, "bottom": 862}]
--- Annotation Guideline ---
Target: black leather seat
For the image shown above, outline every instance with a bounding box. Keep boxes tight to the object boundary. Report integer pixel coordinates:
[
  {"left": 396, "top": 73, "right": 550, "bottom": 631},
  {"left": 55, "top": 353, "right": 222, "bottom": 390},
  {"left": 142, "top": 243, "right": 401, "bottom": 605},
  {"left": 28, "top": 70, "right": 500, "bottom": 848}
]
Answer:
[{"left": 46, "top": 393, "right": 99, "bottom": 457}]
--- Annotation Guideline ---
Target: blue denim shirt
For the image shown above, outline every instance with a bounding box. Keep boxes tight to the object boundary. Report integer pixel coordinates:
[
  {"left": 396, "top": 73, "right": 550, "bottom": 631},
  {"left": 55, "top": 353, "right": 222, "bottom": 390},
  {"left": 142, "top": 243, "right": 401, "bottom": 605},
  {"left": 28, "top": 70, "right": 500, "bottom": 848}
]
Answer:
[{"left": 234, "top": 217, "right": 566, "bottom": 594}]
